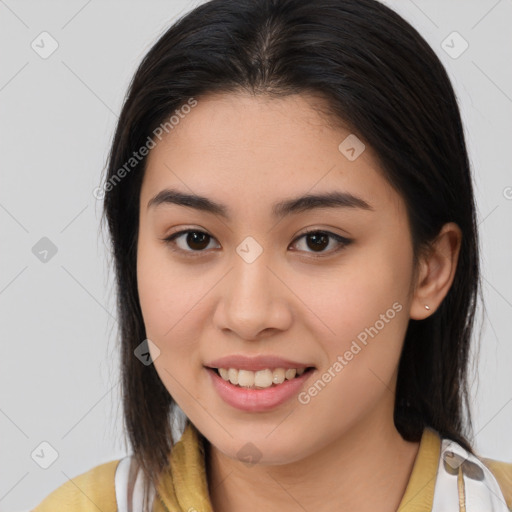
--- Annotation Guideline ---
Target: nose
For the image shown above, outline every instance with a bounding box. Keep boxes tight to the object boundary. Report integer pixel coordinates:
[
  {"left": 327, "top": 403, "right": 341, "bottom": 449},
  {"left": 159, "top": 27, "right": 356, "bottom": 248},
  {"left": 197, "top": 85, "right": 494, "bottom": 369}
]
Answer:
[{"left": 212, "top": 247, "right": 293, "bottom": 340}]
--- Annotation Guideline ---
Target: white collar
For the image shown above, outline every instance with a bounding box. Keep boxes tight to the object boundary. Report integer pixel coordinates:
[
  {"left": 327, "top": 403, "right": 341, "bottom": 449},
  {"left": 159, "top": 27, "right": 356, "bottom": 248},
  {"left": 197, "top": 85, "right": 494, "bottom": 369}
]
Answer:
[{"left": 432, "top": 437, "right": 509, "bottom": 511}]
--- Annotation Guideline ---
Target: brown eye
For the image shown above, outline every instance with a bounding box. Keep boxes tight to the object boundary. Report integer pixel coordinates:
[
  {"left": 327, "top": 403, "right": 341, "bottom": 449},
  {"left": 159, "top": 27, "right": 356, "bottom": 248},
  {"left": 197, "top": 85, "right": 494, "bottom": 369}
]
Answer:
[
  {"left": 290, "top": 230, "right": 352, "bottom": 256},
  {"left": 162, "top": 229, "right": 352, "bottom": 259},
  {"left": 305, "top": 232, "right": 329, "bottom": 252},
  {"left": 183, "top": 231, "right": 211, "bottom": 251},
  {"left": 163, "top": 230, "right": 219, "bottom": 255}
]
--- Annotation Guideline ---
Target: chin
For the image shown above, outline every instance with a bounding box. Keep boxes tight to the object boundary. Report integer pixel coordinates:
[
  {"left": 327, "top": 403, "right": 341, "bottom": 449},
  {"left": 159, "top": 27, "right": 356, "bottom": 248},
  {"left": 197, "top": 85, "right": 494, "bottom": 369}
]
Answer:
[{"left": 204, "top": 426, "right": 314, "bottom": 467}]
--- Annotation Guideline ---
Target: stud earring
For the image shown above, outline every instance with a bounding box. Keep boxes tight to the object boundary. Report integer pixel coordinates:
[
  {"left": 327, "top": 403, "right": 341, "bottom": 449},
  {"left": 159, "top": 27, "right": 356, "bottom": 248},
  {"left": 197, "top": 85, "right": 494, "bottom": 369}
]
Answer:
[{"left": 425, "top": 305, "right": 430, "bottom": 310}]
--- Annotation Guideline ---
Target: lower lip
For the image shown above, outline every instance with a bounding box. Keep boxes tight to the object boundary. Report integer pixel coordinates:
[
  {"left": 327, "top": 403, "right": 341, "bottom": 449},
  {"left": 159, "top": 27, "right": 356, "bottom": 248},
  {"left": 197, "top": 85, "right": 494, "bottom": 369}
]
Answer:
[{"left": 206, "top": 367, "right": 315, "bottom": 412}]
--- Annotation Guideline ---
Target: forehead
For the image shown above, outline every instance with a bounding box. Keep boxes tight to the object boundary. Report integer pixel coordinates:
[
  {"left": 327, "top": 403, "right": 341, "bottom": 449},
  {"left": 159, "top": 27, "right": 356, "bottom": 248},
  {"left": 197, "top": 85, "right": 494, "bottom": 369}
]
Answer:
[
  {"left": 150, "top": 91, "right": 350, "bottom": 158},
  {"left": 141, "top": 92, "right": 404, "bottom": 217}
]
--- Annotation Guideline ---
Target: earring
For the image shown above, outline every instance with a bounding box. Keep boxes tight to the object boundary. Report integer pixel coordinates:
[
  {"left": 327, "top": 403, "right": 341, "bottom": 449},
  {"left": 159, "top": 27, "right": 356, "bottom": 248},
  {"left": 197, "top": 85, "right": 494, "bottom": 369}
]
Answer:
[{"left": 425, "top": 305, "right": 430, "bottom": 310}]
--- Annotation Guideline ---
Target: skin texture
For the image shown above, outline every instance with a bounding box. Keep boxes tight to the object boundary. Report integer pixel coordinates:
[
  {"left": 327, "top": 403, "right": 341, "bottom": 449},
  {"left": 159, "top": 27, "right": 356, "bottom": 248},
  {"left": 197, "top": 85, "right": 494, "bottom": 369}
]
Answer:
[{"left": 137, "top": 92, "right": 462, "bottom": 512}]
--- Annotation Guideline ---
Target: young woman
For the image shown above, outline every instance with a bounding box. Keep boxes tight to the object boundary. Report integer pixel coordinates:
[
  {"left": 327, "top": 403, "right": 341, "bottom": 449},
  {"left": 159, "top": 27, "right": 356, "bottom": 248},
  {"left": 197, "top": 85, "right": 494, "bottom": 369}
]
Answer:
[{"left": 33, "top": 0, "right": 512, "bottom": 511}]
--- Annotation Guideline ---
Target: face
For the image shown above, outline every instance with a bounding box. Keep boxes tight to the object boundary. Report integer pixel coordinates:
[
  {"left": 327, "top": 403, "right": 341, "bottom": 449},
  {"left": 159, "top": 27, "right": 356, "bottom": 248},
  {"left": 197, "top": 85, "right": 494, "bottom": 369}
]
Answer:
[{"left": 137, "top": 92, "right": 417, "bottom": 465}]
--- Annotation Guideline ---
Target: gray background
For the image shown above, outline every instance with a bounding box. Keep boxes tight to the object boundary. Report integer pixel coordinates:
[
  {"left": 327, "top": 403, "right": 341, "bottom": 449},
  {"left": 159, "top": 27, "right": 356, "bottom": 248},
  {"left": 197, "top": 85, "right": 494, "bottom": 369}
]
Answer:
[{"left": 1, "top": 1, "right": 511, "bottom": 510}]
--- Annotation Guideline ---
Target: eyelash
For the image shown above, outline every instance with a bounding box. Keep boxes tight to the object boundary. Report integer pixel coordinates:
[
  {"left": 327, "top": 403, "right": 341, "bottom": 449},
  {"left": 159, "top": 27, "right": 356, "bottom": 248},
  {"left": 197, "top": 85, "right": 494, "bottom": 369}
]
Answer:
[{"left": 161, "top": 228, "right": 352, "bottom": 259}]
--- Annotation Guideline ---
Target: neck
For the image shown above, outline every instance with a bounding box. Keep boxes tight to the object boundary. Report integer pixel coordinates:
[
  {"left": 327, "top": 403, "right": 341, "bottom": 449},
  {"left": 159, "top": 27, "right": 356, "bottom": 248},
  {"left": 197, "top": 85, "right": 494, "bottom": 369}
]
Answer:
[{"left": 205, "top": 407, "right": 420, "bottom": 512}]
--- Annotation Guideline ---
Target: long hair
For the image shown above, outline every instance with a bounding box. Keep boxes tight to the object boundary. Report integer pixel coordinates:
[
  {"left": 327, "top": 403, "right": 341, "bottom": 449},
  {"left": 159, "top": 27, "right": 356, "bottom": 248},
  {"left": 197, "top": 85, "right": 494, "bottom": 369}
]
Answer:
[{"left": 100, "top": 0, "right": 482, "bottom": 507}]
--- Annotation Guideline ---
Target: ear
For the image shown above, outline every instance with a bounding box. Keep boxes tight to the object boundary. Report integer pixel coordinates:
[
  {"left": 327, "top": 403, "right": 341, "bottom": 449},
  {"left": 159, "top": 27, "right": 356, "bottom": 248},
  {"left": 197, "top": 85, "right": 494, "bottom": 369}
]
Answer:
[{"left": 410, "top": 222, "right": 462, "bottom": 320}]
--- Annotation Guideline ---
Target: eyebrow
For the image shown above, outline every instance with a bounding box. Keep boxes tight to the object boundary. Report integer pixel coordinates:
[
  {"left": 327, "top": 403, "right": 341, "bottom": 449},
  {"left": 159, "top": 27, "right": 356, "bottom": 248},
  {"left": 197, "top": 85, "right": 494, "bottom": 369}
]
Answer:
[{"left": 147, "top": 188, "right": 374, "bottom": 219}]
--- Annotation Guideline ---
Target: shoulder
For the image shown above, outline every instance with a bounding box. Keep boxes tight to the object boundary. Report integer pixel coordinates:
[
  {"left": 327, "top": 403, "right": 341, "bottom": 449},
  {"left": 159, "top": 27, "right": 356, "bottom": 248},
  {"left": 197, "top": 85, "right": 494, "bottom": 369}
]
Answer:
[
  {"left": 480, "top": 456, "right": 512, "bottom": 510},
  {"left": 31, "top": 458, "right": 121, "bottom": 512}
]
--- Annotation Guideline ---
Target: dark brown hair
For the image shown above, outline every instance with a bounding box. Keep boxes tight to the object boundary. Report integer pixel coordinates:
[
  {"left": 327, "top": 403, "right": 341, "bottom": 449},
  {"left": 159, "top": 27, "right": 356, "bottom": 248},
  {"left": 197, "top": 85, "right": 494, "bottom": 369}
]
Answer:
[{"left": 100, "top": 0, "right": 482, "bottom": 508}]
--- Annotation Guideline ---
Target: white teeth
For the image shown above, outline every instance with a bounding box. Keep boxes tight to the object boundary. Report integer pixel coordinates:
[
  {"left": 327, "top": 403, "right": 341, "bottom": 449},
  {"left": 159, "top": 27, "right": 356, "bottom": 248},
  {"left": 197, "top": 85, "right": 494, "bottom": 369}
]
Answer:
[
  {"left": 285, "top": 368, "right": 297, "bottom": 380},
  {"left": 227, "top": 368, "right": 239, "bottom": 385},
  {"left": 254, "top": 369, "right": 273, "bottom": 388},
  {"left": 216, "top": 367, "right": 308, "bottom": 389},
  {"left": 272, "top": 368, "right": 285, "bottom": 384},
  {"left": 237, "top": 370, "right": 254, "bottom": 387}
]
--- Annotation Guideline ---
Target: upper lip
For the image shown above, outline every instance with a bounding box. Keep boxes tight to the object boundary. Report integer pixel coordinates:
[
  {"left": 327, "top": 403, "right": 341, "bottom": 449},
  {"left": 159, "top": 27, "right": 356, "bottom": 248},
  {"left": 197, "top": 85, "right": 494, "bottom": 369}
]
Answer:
[{"left": 205, "top": 355, "right": 314, "bottom": 371}]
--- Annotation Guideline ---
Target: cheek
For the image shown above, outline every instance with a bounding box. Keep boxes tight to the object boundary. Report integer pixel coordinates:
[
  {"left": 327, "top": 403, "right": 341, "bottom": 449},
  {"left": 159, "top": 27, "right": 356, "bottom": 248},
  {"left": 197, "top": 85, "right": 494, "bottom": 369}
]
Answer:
[
  {"left": 136, "top": 240, "right": 208, "bottom": 408},
  {"left": 136, "top": 235, "right": 203, "bottom": 363},
  {"left": 293, "top": 261, "right": 410, "bottom": 433},
  {"left": 137, "top": 254, "right": 180, "bottom": 338},
  {"left": 295, "top": 234, "right": 412, "bottom": 381}
]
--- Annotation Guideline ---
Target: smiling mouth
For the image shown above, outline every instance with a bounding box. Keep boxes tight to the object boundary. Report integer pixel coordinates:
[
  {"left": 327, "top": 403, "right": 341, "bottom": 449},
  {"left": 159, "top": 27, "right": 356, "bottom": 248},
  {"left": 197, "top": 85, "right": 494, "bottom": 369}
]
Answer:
[{"left": 209, "top": 367, "right": 315, "bottom": 389}]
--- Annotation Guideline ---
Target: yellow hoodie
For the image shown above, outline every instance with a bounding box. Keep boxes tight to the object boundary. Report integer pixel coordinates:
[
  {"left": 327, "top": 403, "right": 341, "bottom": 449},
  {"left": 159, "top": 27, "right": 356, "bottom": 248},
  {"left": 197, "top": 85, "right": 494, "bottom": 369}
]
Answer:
[{"left": 31, "top": 423, "right": 512, "bottom": 511}]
